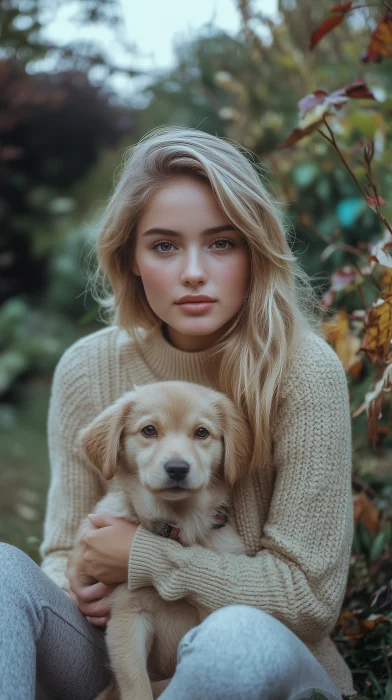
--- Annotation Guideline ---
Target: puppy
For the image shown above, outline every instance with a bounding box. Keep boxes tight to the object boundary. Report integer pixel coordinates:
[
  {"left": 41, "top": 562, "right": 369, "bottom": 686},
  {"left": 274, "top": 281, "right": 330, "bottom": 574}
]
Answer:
[{"left": 67, "top": 380, "right": 252, "bottom": 700}]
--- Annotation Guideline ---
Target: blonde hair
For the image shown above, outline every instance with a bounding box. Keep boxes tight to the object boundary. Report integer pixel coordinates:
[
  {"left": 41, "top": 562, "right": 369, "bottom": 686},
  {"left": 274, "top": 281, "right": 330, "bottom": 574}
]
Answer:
[{"left": 86, "top": 126, "right": 325, "bottom": 473}]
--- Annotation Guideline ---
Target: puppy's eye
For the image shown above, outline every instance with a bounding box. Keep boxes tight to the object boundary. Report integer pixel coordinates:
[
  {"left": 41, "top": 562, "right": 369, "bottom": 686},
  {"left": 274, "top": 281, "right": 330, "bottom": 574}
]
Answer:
[
  {"left": 141, "top": 425, "right": 157, "bottom": 436},
  {"left": 195, "top": 427, "right": 209, "bottom": 439}
]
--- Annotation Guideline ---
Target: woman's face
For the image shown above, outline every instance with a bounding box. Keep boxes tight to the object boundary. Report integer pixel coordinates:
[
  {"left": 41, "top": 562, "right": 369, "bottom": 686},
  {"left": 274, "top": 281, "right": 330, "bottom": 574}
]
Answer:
[{"left": 132, "top": 175, "right": 250, "bottom": 351}]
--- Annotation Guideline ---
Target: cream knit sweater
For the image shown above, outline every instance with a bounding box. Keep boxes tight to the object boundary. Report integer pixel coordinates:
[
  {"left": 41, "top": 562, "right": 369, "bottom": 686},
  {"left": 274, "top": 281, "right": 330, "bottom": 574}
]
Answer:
[{"left": 40, "top": 322, "right": 357, "bottom": 698}]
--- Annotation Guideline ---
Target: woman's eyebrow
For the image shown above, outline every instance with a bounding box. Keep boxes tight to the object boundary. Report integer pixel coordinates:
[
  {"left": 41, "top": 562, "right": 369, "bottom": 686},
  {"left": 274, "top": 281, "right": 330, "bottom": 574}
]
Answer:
[{"left": 141, "top": 225, "right": 237, "bottom": 238}]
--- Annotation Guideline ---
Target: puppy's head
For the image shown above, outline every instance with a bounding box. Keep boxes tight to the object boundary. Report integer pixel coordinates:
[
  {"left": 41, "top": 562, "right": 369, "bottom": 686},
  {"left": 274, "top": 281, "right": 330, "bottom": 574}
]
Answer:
[{"left": 79, "top": 381, "right": 252, "bottom": 499}]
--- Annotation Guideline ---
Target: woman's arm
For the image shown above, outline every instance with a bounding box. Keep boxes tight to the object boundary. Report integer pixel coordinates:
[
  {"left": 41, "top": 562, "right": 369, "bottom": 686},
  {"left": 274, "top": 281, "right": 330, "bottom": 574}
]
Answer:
[
  {"left": 126, "top": 337, "right": 355, "bottom": 646},
  {"left": 40, "top": 338, "right": 106, "bottom": 592}
]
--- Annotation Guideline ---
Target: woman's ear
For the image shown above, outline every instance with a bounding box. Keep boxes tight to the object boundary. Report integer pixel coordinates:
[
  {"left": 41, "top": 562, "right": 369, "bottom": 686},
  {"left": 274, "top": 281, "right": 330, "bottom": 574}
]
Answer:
[
  {"left": 79, "top": 392, "right": 136, "bottom": 480},
  {"left": 215, "top": 398, "right": 253, "bottom": 488}
]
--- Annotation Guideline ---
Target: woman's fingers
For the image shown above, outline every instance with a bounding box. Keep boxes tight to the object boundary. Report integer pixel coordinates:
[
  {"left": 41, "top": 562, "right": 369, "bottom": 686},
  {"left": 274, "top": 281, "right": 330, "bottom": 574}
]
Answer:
[
  {"left": 77, "top": 597, "right": 112, "bottom": 618},
  {"left": 68, "top": 570, "right": 97, "bottom": 598},
  {"left": 73, "top": 579, "right": 116, "bottom": 602},
  {"left": 65, "top": 582, "right": 111, "bottom": 625},
  {"left": 87, "top": 615, "right": 110, "bottom": 627}
]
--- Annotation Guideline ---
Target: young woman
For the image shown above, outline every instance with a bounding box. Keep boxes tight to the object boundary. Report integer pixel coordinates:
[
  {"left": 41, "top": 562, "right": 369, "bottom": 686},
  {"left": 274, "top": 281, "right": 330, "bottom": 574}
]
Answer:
[{"left": 0, "top": 127, "right": 357, "bottom": 700}]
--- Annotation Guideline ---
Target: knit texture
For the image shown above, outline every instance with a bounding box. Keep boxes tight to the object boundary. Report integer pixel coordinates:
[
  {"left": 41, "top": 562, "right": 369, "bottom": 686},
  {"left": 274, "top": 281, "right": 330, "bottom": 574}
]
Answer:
[{"left": 40, "top": 322, "right": 357, "bottom": 698}]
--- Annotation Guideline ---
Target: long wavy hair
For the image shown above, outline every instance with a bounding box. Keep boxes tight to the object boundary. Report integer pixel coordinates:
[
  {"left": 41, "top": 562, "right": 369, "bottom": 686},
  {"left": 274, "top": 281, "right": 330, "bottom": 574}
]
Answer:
[{"left": 86, "top": 126, "right": 325, "bottom": 472}]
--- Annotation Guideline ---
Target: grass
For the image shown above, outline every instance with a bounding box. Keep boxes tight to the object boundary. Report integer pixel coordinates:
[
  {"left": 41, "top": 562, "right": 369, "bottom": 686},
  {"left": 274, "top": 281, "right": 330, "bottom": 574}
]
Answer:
[{"left": 0, "top": 377, "right": 50, "bottom": 563}]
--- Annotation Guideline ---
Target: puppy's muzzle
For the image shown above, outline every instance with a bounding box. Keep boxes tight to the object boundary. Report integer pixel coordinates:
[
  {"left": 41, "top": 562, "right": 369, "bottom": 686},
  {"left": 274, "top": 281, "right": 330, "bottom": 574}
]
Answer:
[{"left": 164, "top": 459, "right": 190, "bottom": 483}]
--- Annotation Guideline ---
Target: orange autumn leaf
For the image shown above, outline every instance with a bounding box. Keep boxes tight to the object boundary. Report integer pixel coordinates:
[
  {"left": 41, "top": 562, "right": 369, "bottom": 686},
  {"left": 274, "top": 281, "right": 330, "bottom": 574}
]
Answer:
[
  {"left": 360, "top": 614, "right": 389, "bottom": 631},
  {"left": 337, "top": 609, "right": 363, "bottom": 639},
  {"left": 348, "top": 356, "right": 364, "bottom": 380},
  {"left": 362, "top": 11, "right": 392, "bottom": 63},
  {"left": 321, "top": 309, "right": 363, "bottom": 374},
  {"left": 337, "top": 609, "right": 389, "bottom": 641},
  {"left": 353, "top": 491, "right": 380, "bottom": 535},
  {"left": 361, "top": 290, "right": 392, "bottom": 361},
  {"left": 381, "top": 267, "right": 392, "bottom": 290},
  {"left": 338, "top": 610, "right": 355, "bottom": 628}
]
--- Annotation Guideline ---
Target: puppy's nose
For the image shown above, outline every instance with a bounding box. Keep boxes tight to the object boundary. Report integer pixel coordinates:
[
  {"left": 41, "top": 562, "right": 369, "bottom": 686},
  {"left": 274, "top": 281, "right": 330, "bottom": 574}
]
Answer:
[{"left": 164, "top": 459, "right": 190, "bottom": 482}]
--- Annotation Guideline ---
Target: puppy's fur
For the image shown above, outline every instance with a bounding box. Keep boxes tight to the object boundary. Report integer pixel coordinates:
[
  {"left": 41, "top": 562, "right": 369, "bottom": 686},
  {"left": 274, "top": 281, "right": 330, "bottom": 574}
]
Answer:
[{"left": 67, "top": 380, "right": 252, "bottom": 700}]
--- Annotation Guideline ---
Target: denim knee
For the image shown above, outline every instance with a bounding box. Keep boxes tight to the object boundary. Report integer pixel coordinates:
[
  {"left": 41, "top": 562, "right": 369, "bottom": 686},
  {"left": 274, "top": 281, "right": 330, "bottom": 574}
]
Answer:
[
  {"left": 0, "top": 543, "right": 31, "bottom": 584},
  {"left": 174, "top": 605, "right": 304, "bottom": 699},
  {"left": 187, "top": 604, "right": 291, "bottom": 644},
  {"left": 179, "top": 603, "right": 297, "bottom": 669}
]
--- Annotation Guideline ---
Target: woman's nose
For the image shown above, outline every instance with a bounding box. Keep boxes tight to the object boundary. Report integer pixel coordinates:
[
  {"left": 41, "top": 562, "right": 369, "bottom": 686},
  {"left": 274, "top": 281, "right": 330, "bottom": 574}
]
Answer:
[{"left": 180, "top": 249, "right": 207, "bottom": 280}]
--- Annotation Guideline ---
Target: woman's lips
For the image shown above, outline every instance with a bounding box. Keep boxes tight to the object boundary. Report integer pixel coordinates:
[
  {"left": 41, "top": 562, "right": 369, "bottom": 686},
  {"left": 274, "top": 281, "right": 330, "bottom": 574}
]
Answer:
[{"left": 178, "top": 302, "right": 215, "bottom": 313}]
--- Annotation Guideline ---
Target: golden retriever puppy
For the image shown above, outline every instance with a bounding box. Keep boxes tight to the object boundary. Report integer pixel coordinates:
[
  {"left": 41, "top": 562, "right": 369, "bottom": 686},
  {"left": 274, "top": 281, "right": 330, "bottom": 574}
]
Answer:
[{"left": 67, "top": 380, "right": 252, "bottom": 700}]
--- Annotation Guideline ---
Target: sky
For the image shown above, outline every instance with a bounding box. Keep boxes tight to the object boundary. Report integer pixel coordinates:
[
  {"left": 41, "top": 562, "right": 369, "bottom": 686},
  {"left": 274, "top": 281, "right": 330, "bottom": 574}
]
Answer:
[{"left": 41, "top": 0, "right": 279, "bottom": 105}]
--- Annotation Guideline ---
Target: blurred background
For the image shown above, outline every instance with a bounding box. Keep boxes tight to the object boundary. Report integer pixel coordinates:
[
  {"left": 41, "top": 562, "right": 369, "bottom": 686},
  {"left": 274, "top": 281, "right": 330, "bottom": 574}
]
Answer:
[{"left": 1, "top": 1, "right": 392, "bottom": 695}]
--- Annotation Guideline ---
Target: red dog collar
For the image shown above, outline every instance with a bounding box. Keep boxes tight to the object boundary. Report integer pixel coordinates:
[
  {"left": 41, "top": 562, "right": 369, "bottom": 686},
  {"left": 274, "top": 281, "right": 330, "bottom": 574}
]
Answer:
[{"left": 151, "top": 504, "right": 229, "bottom": 543}]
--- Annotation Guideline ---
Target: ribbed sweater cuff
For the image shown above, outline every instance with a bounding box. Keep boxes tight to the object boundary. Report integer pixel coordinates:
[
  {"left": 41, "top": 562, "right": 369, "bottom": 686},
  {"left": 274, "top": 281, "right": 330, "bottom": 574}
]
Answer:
[{"left": 128, "top": 524, "right": 179, "bottom": 590}]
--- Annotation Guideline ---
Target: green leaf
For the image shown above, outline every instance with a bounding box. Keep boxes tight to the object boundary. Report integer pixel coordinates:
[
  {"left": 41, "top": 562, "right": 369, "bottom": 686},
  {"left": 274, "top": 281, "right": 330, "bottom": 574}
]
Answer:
[
  {"left": 383, "top": 676, "right": 392, "bottom": 700},
  {"left": 370, "top": 532, "right": 386, "bottom": 562},
  {"left": 368, "top": 670, "right": 384, "bottom": 696},
  {"left": 358, "top": 522, "right": 373, "bottom": 554},
  {"left": 0, "top": 298, "right": 29, "bottom": 337},
  {"left": 382, "top": 522, "right": 392, "bottom": 547},
  {"left": 0, "top": 350, "right": 28, "bottom": 393},
  {"left": 352, "top": 527, "right": 363, "bottom": 555}
]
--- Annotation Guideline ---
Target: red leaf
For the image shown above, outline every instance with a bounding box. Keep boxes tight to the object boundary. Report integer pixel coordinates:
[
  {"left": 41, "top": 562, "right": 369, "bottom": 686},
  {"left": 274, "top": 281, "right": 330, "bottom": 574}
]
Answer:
[
  {"left": 330, "top": 2, "right": 353, "bottom": 12},
  {"left": 325, "top": 79, "right": 375, "bottom": 105},
  {"left": 282, "top": 79, "right": 375, "bottom": 148},
  {"left": 345, "top": 79, "right": 376, "bottom": 99},
  {"left": 298, "top": 79, "right": 374, "bottom": 119},
  {"left": 366, "top": 195, "right": 387, "bottom": 208},
  {"left": 310, "top": 14, "right": 346, "bottom": 49},
  {"left": 279, "top": 124, "right": 320, "bottom": 148}
]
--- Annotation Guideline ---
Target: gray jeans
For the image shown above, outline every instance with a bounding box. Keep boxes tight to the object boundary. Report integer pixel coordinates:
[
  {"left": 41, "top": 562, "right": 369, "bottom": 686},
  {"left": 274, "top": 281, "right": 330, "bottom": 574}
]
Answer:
[{"left": 0, "top": 543, "right": 344, "bottom": 700}]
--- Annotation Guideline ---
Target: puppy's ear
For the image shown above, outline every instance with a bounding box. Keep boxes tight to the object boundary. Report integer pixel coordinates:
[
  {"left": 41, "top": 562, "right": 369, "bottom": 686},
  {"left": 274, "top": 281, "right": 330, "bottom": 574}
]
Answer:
[
  {"left": 79, "top": 392, "right": 136, "bottom": 480},
  {"left": 215, "top": 398, "right": 253, "bottom": 488}
]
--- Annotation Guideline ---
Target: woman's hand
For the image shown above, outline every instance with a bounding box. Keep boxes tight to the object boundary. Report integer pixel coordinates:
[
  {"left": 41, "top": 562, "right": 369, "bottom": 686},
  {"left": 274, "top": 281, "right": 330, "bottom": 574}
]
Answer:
[
  {"left": 66, "top": 569, "right": 117, "bottom": 627},
  {"left": 81, "top": 513, "right": 140, "bottom": 586},
  {"left": 66, "top": 513, "right": 140, "bottom": 626}
]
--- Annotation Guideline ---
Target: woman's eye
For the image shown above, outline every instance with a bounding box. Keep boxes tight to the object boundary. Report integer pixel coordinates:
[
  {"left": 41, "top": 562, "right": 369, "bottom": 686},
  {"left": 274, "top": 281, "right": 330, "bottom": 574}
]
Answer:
[
  {"left": 151, "top": 238, "right": 235, "bottom": 255},
  {"left": 152, "top": 240, "right": 173, "bottom": 254}
]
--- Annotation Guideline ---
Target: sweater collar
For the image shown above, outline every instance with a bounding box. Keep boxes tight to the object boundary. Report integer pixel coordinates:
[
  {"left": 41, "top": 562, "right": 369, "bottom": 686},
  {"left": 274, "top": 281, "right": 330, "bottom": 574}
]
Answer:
[{"left": 140, "top": 322, "right": 223, "bottom": 385}]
